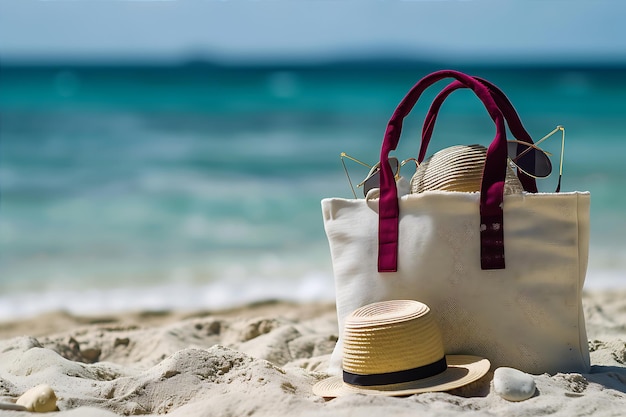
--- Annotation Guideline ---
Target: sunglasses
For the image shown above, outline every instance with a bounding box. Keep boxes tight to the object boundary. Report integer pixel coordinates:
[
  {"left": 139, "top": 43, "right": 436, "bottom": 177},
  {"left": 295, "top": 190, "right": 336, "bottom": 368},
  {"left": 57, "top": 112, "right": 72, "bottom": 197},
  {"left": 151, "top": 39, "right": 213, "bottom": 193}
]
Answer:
[
  {"left": 507, "top": 125, "right": 565, "bottom": 192},
  {"left": 340, "top": 153, "right": 417, "bottom": 198}
]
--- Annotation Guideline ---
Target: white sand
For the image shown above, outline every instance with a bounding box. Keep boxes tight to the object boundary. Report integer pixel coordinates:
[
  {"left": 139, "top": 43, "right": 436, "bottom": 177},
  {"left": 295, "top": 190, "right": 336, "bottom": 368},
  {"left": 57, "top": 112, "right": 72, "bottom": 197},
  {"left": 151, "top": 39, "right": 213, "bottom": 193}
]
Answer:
[{"left": 0, "top": 291, "right": 625, "bottom": 416}]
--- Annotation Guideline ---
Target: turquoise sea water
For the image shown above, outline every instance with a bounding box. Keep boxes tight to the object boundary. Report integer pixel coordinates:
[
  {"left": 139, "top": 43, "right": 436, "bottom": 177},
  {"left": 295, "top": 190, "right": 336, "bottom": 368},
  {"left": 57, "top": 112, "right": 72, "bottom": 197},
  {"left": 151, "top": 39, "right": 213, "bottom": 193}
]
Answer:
[{"left": 1, "top": 64, "right": 625, "bottom": 319}]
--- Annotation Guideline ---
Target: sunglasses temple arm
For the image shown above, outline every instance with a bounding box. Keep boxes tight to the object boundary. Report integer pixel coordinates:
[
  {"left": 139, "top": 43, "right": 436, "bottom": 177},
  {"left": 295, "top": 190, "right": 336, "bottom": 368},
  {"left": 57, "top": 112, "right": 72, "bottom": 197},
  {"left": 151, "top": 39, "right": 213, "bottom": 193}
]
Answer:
[
  {"left": 555, "top": 126, "right": 565, "bottom": 193},
  {"left": 514, "top": 125, "right": 560, "bottom": 160},
  {"left": 341, "top": 157, "right": 358, "bottom": 199},
  {"left": 340, "top": 152, "right": 372, "bottom": 169},
  {"left": 534, "top": 126, "right": 561, "bottom": 147}
]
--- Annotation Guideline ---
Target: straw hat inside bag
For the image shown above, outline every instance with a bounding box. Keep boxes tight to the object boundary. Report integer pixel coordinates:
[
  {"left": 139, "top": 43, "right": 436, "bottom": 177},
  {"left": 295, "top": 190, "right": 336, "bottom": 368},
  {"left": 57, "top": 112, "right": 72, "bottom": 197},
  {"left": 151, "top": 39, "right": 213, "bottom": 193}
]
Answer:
[{"left": 410, "top": 144, "right": 523, "bottom": 195}]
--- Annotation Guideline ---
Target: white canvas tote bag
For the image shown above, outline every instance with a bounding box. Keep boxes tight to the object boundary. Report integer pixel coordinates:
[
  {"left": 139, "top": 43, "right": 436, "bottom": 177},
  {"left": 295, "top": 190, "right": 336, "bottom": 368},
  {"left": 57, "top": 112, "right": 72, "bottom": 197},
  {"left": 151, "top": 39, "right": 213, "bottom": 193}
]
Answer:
[{"left": 322, "top": 70, "right": 590, "bottom": 375}]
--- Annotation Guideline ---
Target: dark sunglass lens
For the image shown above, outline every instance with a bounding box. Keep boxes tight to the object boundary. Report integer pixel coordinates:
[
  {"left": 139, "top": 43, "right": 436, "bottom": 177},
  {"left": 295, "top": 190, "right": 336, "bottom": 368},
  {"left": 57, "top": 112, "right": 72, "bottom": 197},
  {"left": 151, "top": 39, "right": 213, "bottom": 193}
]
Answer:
[
  {"left": 362, "top": 175, "right": 379, "bottom": 197},
  {"left": 507, "top": 142, "right": 552, "bottom": 178},
  {"left": 389, "top": 158, "right": 400, "bottom": 175},
  {"left": 361, "top": 158, "right": 400, "bottom": 197}
]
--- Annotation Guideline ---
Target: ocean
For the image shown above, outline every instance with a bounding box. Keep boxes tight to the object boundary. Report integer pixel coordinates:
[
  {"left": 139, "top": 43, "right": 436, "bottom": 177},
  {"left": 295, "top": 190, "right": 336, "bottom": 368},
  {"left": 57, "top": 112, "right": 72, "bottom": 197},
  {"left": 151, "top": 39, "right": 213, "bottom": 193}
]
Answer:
[{"left": 1, "top": 63, "right": 625, "bottom": 320}]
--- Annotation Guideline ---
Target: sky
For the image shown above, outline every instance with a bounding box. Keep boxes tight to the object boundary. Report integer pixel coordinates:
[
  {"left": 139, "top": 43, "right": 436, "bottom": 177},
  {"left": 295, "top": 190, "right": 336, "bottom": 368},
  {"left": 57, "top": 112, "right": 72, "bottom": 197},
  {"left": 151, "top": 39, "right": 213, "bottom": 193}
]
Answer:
[{"left": 1, "top": 0, "right": 625, "bottom": 65}]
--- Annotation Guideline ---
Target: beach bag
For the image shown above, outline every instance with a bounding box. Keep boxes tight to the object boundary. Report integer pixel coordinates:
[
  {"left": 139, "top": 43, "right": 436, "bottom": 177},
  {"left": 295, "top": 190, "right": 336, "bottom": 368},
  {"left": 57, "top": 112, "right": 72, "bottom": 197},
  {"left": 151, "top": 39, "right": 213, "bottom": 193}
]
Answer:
[{"left": 322, "top": 70, "right": 591, "bottom": 375}]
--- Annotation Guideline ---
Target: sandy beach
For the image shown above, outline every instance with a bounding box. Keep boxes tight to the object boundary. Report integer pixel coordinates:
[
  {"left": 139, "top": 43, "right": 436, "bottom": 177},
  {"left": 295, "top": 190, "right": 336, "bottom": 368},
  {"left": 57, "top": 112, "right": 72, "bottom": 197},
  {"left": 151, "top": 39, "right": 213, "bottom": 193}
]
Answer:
[{"left": 0, "top": 289, "right": 625, "bottom": 416}]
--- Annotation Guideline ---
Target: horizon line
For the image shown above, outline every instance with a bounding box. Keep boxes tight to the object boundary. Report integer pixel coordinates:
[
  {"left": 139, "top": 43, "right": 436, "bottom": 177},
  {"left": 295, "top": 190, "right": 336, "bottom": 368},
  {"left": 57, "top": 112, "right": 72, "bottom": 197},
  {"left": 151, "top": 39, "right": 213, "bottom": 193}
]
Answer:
[{"left": 3, "top": 54, "right": 626, "bottom": 71}]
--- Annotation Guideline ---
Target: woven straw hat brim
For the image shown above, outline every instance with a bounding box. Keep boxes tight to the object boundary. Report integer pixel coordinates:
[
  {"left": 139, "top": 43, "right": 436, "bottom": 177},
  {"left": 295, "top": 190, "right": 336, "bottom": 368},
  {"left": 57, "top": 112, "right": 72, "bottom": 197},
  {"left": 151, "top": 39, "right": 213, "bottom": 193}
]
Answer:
[{"left": 312, "top": 355, "right": 490, "bottom": 398}]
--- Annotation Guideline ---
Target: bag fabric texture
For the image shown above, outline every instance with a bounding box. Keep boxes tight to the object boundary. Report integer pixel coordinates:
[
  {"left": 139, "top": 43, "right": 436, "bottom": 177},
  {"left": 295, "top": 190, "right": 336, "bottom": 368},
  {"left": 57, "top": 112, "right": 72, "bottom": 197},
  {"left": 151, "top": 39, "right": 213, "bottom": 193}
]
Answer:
[{"left": 322, "top": 70, "right": 591, "bottom": 376}]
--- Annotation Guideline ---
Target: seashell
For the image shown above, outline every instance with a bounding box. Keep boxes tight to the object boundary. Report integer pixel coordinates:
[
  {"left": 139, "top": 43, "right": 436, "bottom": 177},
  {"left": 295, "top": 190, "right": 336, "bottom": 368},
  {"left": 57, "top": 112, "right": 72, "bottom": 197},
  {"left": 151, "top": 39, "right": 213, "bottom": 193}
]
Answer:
[
  {"left": 15, "top": 384, "right": 58, "bottom": 412},
  {"left": 493, "top": 367, "right": 536, "bottom": 401}
]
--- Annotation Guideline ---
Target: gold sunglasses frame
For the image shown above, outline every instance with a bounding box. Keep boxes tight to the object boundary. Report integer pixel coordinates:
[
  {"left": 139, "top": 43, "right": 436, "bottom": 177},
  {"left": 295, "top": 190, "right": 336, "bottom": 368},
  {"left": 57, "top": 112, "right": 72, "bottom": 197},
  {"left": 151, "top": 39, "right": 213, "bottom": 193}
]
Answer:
[
  {"left": 509, "top": 125, "right": 565, "bottom": 191},
  {"left": 340, "top": 153, "right": 417, "bottom": 199}
]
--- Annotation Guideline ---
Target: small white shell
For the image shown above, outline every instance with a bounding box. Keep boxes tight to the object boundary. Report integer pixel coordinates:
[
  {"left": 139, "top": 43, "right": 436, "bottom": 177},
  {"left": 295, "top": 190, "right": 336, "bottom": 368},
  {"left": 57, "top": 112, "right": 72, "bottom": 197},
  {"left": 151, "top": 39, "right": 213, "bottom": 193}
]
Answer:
[
  {"left": 15, "top": 384, "right": 58, "bottom": 412},
  {"left": 493, "top": 367, "right": 536, "bottom": 402}
]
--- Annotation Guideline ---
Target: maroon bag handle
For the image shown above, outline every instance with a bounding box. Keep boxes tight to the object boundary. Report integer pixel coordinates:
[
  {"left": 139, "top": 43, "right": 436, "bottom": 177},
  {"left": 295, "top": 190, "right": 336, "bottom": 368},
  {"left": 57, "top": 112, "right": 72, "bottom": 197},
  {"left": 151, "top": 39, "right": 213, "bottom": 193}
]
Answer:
[
  {"left": 378, "top": 70, "right": 507, "bottom": 273},
  {"left": 420, "top": 77, "right": 538, "bottom": 193}
]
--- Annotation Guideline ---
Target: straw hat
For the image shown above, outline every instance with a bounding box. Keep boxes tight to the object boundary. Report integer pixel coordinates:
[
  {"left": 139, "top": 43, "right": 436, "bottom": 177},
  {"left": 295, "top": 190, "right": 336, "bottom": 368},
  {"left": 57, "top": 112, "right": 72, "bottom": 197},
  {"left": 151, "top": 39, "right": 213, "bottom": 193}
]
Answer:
[
  {"left": 410, "top": 144, "right": 523, "bottom": 194},
  {"left": 313, "top": 300, "right": 490, "bottom": 397}
]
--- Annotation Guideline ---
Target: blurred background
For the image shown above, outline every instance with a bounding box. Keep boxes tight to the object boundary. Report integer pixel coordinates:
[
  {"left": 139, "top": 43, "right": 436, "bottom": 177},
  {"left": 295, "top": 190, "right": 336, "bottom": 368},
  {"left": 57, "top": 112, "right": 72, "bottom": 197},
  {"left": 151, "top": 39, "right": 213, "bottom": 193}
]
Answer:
[{"left": 1, "top": 0, "right": 625, "bottom": 319}]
